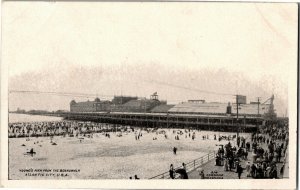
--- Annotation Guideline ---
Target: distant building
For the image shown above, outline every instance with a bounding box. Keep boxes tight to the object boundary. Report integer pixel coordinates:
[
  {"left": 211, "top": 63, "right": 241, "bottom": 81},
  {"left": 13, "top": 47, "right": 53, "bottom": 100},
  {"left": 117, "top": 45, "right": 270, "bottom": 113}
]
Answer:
[
  {"left": 70, "top": 98, "right": 111, "bottom": 112},
  {"left": 169, "top": 99, "right": 274, "bottom": 117},
  {"left": 70, "top": 94, "right": 166, "bottom": 113},
  {"left": 120, "top": 98, "right": 164, "bottom": 112},
  {"left": 69, "top": 94, "right": 276, "bottom": 119}
]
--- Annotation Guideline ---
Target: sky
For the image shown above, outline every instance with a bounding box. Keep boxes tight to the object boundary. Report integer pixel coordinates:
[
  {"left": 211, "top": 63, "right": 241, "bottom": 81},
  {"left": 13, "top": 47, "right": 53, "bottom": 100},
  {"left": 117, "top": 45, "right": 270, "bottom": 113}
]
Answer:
[{"left": 3, "top": 2, "right": 298, "bottom": 116}]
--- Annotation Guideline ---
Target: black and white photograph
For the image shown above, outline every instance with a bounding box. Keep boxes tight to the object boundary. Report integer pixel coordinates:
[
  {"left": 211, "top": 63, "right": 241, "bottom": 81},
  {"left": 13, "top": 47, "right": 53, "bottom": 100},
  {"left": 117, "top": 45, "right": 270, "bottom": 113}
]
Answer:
[{"left": 0, "top": 1, "right": 298, "bottom": 189}]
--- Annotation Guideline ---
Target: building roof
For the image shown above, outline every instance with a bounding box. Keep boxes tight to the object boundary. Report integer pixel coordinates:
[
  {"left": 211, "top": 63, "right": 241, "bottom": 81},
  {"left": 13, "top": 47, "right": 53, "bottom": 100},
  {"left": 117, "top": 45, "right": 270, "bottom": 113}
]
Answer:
[
  {"left": 122, "top": 99, "right": 153, "bottom": 107},
  {"left": 151, "top": 104, "right": 175, "bottom": 113},
  {"left": 169, "top": 102, "right": 270, "bottom": 115},
  {"left": 72, "top": 101, "right": 96, "bottom": 106}
]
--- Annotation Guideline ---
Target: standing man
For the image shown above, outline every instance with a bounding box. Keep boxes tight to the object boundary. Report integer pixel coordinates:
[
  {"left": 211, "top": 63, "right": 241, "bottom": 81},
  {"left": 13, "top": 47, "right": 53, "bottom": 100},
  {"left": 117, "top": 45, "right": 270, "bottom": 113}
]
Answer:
[
  {"left": 237, "top": 164, "right": 244, "bottom": 179},
  {"left": 169, "top": 164, "right": 175, "bottom": 179},
  {"left": 173, "top": 147, "right": 177, "bottom": 155}
]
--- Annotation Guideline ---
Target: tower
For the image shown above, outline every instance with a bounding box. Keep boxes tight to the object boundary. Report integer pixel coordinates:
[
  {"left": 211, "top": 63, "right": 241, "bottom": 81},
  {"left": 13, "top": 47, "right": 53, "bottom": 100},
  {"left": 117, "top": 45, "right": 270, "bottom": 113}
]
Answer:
[{"left": 150, "top": 92, "right": 158, "bottom": 100}]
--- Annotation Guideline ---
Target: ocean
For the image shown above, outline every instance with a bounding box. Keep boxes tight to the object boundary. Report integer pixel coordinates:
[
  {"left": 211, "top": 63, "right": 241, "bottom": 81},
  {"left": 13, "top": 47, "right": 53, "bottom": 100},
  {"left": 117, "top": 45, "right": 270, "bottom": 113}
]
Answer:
[{"left": 9, "top": 113, "right": 63, "bottom": 123}]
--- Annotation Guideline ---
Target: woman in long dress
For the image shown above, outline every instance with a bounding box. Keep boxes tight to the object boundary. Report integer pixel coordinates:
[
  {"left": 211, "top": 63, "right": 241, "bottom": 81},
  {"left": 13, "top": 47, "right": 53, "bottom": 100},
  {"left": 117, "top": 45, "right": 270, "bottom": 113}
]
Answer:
[
  {"left": 224, "top": 158, "right": 228, "bottom": 171},
  {"left": 246, "top": 161, "right": 251, "bottom": 177},
  {"left": 169, "top": 164, "right": 175, "bottom": 179}
]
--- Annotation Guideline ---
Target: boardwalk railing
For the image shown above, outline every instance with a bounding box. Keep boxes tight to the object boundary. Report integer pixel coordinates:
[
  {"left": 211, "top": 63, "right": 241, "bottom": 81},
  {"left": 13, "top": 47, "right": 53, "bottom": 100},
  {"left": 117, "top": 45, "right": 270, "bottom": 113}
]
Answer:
[{"left": 149, "top": 151, "right": 216, "bottom": 179}]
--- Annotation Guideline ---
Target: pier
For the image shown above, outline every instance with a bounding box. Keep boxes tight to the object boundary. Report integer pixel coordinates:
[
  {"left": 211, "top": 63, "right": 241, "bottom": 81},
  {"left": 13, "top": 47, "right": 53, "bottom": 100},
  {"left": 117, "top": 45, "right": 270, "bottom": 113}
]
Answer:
[{"left": 41, "top": 111, "right": 263, "bottom": 132}]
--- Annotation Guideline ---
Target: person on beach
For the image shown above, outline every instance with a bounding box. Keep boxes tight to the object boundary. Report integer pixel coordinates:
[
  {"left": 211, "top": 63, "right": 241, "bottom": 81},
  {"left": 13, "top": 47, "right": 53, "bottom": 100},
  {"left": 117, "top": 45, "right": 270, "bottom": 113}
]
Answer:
[
  {"left": 246, "top": 161, "right": 251, "bottom": 177},
  {"left": 237, "top": 136, "right": 240, "bottom": 147},
  {"left": 265, "top": 165, "right": 271, "bottom": 178},
  {"left": 224, "top": 158, "right": 229, "bottom": 171},
  {"left": 244, "top": 149, "right": 248, "bottom": 160},
  {"left": 228, "top": 157, "right": 233, "bottom": 171},
  {"left": 237, "top": 164, "right": 244, "bottom": 179},
  {"left": 182, "top": 163, "right": 187, "bottom": 171},
  {"left": 215, "top": 154, "right": 222, "bottom": 166},
  {"left": 176, "top": 163, "right": 188, "bottom": 179},
  {"left": 246, "top": 142, "right": 250, "bottom": 152},
  {"left": 173, "top": 147, "right": 177, "bottom": 155},
  {"left": 251, "top": 163, "right": 257, "bottom": 178},
  {"left": 199, "top": 168, "right": 205, "bottom": 179},
  {"left": 169, "top": 164, "right": 175, "bottom": 179},
  {"left": 256, "top": 164, "right": 263, "bottom": 178},
  {"left": 182, "top": 169, "right": 188, "bottom": 179},
  {"left": 269, "top": 165, "right": 278, "bottom": 179},
  {"left": 134, "top": 175, "right": 140, "bottom": 179}
]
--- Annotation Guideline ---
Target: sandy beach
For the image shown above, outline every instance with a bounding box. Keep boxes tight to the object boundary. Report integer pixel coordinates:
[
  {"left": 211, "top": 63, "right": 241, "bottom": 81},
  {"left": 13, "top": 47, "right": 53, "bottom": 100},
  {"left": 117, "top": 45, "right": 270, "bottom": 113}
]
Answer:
[{"left": 9, "top": 126, "right": 249, "bottom": 179}]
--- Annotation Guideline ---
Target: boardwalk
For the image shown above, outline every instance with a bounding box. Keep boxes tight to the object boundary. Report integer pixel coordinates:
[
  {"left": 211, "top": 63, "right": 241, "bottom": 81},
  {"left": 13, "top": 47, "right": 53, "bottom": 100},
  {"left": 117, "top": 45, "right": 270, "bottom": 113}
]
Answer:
[{"left": 188, "top": 135, "right": 287, "bottom": 179}]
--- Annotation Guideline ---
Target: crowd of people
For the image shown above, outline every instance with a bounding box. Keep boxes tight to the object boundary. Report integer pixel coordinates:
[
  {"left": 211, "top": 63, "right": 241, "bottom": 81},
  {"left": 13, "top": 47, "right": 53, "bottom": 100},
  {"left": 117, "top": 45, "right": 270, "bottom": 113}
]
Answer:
[
  {"left": 9, "top": 119, "right": 288, "bottom": 180},
  {"left": 213, "top": 122, "right": 288, "bottom": 179},
  {"left": 166, "top": 132, "right": 241, "bottom": 179},
  {"left": 164, "top": 121, "right": 288, "bottom": 180},
  {"left": 8, "top": 121, "right": 135, "bottom": 138}
]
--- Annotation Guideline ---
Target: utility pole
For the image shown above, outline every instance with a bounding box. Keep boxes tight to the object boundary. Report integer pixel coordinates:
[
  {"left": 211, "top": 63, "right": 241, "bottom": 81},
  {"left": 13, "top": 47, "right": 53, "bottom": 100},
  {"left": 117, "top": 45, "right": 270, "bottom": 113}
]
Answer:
[
  {"left": 236, "top": 95, "right": 239, "bottom": 139},
  {"left": 144, "top": 97, "right": 146, "bottom": 113},
  {"left": 256, "top": 97, "right": 261, "bottom": 131},
  {"left": 257, "top": 97, "right": 260, "bottom": 116}
]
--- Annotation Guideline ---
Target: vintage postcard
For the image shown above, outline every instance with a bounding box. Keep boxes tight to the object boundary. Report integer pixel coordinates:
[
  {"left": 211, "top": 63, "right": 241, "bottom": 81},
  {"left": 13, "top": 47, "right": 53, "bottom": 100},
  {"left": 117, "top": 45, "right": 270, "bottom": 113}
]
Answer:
[{"left": 0, "top": 1, "right": 298, "bottom": 189}]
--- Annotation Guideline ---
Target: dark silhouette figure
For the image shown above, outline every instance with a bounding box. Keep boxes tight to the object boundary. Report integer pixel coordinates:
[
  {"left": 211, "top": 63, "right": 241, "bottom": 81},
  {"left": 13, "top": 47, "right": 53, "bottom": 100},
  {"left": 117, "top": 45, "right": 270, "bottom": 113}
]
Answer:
[
  {"left": 169, "top": 164, "right": 175, "bottom": 179},
  {"left": 237, "top": 164, "right": 243, "bottom": 179},
  {"left": 134, "top": 175, "right": 140, "bottom": 179},
  {"left": 173, "top": 147, "right": 177, "bottom": 155}
]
